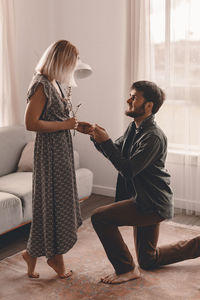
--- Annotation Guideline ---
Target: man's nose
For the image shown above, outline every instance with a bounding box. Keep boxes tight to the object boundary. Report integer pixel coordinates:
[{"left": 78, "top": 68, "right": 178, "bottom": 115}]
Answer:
[{"left": 127, "top": 98, "right": 132, "bottom": 104}]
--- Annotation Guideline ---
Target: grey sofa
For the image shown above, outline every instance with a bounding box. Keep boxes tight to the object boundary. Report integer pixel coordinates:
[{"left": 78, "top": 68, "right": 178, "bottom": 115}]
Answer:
[{"left": 0, "top": 126, "right": 93, "bottom": 235}]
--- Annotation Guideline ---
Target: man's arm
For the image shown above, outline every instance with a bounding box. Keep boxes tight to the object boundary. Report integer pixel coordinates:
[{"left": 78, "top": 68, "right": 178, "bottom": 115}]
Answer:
[
  {"left": 91, "top": 124, "right": 162, "bottom": 179},
  {"left": 100, "top": 134, "right": 161, "bottom": 179},
  {"left": 90, "top": 136, "right": 109, "bottom": 157},
  {"left": 90, "top": 123, "right": 132, "bottom": 156},
  {"left": 90, "top": 132, "right": 125, "bottom": 158}
]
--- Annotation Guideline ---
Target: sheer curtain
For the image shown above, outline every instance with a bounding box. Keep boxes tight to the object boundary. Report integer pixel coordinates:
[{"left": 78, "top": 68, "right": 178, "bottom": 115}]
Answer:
[
  {"left": 130, "top": 0, "right": 153, "bottom": 81},
  {"left": 0, "top": 0, "right": 20, "bottom": 126},
  {"left": 130, "top": 0, "right": 200, "bottom": 214}
]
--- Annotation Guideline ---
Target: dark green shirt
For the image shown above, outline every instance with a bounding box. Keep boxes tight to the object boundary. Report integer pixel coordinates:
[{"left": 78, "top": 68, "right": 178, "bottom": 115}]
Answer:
[{"left": 92, "top": 115, "right": 173, "bottom": 219}]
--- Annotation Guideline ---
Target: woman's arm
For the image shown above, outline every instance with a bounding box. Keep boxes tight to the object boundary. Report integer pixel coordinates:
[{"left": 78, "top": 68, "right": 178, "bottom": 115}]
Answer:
[{"left": 25, "top": 84, "right": 76, "bottom": 133}]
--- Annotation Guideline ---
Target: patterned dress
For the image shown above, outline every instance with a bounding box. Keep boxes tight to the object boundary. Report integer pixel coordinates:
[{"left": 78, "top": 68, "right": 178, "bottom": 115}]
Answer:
[{"left": 26, "top": 73, "right": 82, "bottom": 259}]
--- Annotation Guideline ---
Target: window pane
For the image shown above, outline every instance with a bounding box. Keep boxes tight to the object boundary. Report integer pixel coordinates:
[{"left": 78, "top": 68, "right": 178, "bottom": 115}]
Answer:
[
  {"left": 150, "top": 0, "right": 200, "bottom": 148},
  {"left": 150, "top": 0, "right": 200, "bottom": 91}
]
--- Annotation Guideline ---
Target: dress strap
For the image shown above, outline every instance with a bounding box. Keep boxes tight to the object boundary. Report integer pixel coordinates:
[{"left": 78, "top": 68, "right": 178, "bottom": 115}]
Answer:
[{"left": 56, "top": 81, "right": 65, "bottom": 98}]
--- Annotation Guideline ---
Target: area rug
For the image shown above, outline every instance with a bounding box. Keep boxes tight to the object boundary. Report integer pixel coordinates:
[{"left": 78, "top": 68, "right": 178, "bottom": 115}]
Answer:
[{"left": 1, "top": 219, "right": 200, "bottom": 300}]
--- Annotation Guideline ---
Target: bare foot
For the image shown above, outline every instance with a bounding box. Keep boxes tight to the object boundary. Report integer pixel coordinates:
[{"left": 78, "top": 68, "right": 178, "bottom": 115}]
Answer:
[
  {"left": 100, "top": 266, "right": 140, "bottom": 284},
  {"left": 22, "top": 251, "right": 39, "bottom": 278},
  {"left": 47, "top": 255, "right": 72, "bottom": 279}
]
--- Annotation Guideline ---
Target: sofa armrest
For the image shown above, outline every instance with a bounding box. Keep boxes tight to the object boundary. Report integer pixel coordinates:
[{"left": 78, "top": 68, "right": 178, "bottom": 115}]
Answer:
[
  {"left": 76, "top": 168, "right": 93, "bottom": 200},
  {"left": 74, "top": 150, "right": 80, "bottom": 170}
]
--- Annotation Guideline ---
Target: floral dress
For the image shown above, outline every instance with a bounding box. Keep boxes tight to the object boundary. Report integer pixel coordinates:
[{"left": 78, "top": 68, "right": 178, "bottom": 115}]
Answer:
[{"left": 26, "top": 73, "right": 82, "bottom": 258}]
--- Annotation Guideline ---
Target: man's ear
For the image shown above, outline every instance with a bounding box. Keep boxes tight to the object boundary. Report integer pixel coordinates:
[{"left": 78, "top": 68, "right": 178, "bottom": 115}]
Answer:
[{"left": 145, "top": 101, "right": 153, "bottom": 113}]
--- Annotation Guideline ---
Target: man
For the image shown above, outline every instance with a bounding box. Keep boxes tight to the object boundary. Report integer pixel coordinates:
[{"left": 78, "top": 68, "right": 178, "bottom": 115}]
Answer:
[{"left": 86, "top": 80, "right": 200, "bottom": 284}]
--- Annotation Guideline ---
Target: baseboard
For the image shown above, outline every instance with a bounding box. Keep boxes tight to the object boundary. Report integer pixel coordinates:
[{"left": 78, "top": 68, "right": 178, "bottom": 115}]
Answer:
[
  {"left": 164, "top": 220, "right": 200, "bottom": 231},
  {"left": 92, "top": 185, "right": 115, "bottom": 197},
  {"left": 174, "top": 197, "right": 200, "bottom": 212}
]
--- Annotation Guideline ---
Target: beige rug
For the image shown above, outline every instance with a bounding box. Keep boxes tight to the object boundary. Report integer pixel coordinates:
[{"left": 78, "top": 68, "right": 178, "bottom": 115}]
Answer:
[{"left": 1, "top": 219, "right": 200, "bottom": 300}]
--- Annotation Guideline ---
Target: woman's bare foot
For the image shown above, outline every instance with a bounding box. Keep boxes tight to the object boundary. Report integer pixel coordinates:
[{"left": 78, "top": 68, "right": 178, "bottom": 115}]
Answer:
[
  {"left": 47, "top": 254, "right": 72, "bottom": 279},
  {"left": 100, "top": 266, "right": 140, "bottom": 284},
  {"left": 22, "top": 251, "right": 39, "bottom": 278}
]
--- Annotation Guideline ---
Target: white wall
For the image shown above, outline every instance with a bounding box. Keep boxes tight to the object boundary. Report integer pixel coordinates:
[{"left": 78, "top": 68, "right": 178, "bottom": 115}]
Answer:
[
  {"left": 14, "top": 0, "right": 129, "bottom": 197},
  {"left": 14, "top": 0, "right": 55, "bottom": 121},
  {"left": 53, "top": 0, "right": 127, "bottom": 195}
]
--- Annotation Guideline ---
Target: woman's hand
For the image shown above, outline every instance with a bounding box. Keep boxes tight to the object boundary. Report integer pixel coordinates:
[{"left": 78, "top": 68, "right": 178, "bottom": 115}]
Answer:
[{"left": 62, "top": 118, "right": 78, "bottom": 130}]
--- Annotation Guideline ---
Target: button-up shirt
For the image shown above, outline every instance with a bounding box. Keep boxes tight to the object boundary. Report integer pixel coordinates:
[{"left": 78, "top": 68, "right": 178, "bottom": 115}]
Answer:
[{"left": 92, "top": 115, "right": 173, "bottom": 219}]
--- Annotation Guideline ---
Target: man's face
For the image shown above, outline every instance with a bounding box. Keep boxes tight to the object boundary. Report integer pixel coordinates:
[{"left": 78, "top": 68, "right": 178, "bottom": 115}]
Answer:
[{"left": 125, "top": 89, "right": 147, "bottom": 118}]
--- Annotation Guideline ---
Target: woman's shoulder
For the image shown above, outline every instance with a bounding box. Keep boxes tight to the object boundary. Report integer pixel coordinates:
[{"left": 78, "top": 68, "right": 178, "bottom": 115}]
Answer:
[
  {"left": 27, "top": 73, "right": 52, "bottom": 100},
  {"left": 31, "top": 73, "right": 51, "bottom": 86}
]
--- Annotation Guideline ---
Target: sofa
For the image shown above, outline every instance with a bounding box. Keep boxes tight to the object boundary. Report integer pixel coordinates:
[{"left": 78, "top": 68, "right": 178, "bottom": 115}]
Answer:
[{"left": 0, "top": 126, "right": 93, "bottom": 235}]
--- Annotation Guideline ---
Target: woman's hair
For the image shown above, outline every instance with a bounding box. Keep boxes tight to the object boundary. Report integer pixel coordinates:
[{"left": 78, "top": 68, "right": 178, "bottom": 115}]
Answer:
[
  {"left": 35, "top": 40, "right": 79, "bottom": 85},
  {"left": 131, "top": 80, "right": 165, "bottom": 114}
]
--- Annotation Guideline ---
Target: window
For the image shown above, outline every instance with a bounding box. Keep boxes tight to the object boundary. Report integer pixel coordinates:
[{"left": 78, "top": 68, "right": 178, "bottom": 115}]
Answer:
[{"left": 150, "top": 0, "right": 200, "bottom": 150}]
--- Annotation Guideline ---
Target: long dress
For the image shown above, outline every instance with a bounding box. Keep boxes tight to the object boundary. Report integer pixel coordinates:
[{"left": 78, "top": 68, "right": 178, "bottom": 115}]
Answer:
[{"left": 26, "top": 73, "right": 82, "bottom": 259}]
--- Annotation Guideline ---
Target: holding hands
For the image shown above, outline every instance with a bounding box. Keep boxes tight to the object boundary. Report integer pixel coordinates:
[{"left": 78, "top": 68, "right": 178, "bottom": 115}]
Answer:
[
  {"left": 76, "top": 122, "right": 93, "bottom": 134},
  {"left": 76, "top": 122, "right": 110, "bottom": 143}
]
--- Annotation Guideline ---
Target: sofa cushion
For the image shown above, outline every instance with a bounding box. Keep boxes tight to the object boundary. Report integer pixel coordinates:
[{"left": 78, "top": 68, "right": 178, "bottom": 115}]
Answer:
[
  {"left": 76, "top": 168, "right": 93, "bottom": 199},
  {"left": 0, "top": 172, "right": 32, "bottom": 222},
  {"left": 17, "top": 141, "right": 34, "bottom": 172},
  {"left": 0, "top": 192, "right": 23, "bottom": 234},
  {"left": 17, "top": 144, "right": 79, "bottom": 172},
  {"left": 0, "top": 126, "right": 34, "bottom": 176}
]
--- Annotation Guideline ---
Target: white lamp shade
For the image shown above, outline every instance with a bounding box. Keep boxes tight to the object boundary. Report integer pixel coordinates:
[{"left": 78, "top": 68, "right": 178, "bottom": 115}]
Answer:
[{"left": 74, "top": 59, "right": 93, "bottom": 79}]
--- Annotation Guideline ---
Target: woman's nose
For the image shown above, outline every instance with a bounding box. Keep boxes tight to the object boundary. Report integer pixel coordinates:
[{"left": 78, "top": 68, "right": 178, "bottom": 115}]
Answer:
[{"left": 127, "top": 98, "right": 132, "bottom": 104}]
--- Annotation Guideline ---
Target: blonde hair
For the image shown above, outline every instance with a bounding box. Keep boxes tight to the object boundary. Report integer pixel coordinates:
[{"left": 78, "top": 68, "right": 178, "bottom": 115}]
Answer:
[{"left": 35, "top": 40, "right": 78, "bottom": 85}]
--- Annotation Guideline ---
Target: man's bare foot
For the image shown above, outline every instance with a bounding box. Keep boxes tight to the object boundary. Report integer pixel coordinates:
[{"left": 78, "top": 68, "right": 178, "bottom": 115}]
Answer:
[
  {"left": 22, "top": 251, "right": 39, "bottom": 278},
  {"left": 47, "top": 255, "right": 72, "bottom": 279},
  {"left": 100, "top": 266, "right": 140, "bottom": 284}
]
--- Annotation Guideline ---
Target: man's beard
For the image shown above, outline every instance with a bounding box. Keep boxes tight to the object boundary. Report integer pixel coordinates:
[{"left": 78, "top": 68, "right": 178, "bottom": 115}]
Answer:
[{"left": 125, "top": 103, "right": 146, "bottom": 118}]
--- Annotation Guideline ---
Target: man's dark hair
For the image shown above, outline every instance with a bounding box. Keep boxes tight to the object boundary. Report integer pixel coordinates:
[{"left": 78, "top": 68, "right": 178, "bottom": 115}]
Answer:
[{"left": 131, "top": 81, "right": 165, "bottom": 114}]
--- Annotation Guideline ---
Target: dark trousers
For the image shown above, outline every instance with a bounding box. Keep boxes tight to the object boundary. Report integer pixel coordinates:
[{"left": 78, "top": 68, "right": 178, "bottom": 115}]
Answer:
[{"left": 91, "top": 199, "right": 200, "bottom": 275}]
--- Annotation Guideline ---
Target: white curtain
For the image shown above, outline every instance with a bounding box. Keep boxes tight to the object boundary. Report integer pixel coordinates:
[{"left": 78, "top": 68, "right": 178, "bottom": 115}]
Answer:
[
  {"left": 0, "top": 0, "right": 20, "bottom": 126},
  {"left": 130, "top": 0, "right": 200, "bottom": 214},
  {"left": 130, "top": 0, "right": 153, "bottom": 81}
]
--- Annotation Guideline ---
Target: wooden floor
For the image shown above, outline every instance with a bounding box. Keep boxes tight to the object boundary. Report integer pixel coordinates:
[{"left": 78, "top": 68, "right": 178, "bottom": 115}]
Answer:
[{"left": 0, "top": 194, "right": 200, "bottom": 261}]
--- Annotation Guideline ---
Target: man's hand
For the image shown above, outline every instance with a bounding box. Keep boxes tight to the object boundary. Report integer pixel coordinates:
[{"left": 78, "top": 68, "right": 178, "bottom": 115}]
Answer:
[
  {"left": 76, "top": 122, "right": 93, "bottom": 134},
  {"left": 91, "top": 124, "right": 110, "bottom": 143}
]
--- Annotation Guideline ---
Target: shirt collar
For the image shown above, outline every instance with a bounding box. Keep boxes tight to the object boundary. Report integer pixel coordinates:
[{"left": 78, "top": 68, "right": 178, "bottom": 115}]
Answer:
[{"left": 135, "top": 114, "right": 155, "bottom": 133}]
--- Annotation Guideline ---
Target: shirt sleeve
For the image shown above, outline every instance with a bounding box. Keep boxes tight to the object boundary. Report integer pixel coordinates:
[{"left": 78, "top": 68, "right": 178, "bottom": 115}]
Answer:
[
  {"left": 90, "top": 134, "right": 126, "bottom": 158},
  {"left": 114, "top": 135, "right": 124, "bottom": 151},
  {"left": 90, "top": 123, "right": 132, "bottom": 156},
  {"left": 114, "top": 123, "right": 133, "bottom": 151},
  {"left": 99, "top": 133, "right": 162, "bottom": 179}
]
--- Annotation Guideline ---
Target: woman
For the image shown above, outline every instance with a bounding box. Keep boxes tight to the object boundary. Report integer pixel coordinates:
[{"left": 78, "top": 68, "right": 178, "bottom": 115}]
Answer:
[{"left": 23, "top": 40, "right": 85, "bottom": 279}]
